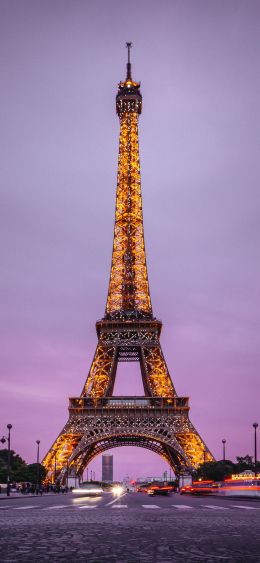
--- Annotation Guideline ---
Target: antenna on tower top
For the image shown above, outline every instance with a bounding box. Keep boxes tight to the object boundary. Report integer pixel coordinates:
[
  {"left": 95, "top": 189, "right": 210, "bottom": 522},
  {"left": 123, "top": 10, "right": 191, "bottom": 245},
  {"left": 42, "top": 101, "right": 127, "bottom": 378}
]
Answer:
[{"left": 126, "top": 42, "right": 132, "bottom": 80}]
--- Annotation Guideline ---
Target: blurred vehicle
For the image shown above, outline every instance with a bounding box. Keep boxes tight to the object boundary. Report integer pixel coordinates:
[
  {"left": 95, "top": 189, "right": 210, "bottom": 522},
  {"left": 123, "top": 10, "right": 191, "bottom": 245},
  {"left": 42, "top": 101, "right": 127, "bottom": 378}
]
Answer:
[
  {"left": 191, "top": 481, "right": 219, "bottom": 495},
  {"left": 147, "top": 485, "right": 173, "bottom": 496},
  {"left": 219, "top": 476, "right": 260, "bottom": 498},
  {"left": 72, "top": 483, "right": 103, "bottom": 496},
  {"left": 137, "top": 486, "right": 148, "bottom": 493},
  {"left": 112, "top": 485, "right": 125, "bottom": 496},
  {"left": 180, "top": 485, "right": 193, "bottom": 495}
]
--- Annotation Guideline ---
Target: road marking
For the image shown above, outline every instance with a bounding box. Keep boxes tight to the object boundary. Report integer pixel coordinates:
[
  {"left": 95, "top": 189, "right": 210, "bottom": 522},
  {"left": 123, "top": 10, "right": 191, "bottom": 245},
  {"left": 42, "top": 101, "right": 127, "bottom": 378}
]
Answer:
[
  {"left": 78, "top": 505, "right": 97, "bottom": 509},
  {"left": 231, "top": 505, "right": 260, "bottom": 510},
  {"left": 172, "top": 505, "right": 193, "bottom": 509},
  {"left": 112, "top": 504, "right": 128, "bottom": 508},
  {"left": 105, "top": 492, "right": 127, "bottom": 506},
  {"left": 0, "top": 505, "right": 14, "bottom": 509},
  {"left": 42, "top": 505, "right": 70, "bottom": 510},
  {"left": 203, "top": 505, "right": 229, "bottom": 510},
  {"left": 12, "top": 506, "right": 40, "bottom": 510},
  {"left": 142, "top": 505, "right": 160, "bottom": 509}
]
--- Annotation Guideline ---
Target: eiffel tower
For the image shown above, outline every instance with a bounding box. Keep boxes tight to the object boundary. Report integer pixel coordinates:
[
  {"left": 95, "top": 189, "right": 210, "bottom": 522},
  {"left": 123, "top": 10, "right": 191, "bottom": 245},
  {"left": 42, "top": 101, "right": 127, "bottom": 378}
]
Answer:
[{"left": 43, "top": 44, "right": 214, "bottom": 482}]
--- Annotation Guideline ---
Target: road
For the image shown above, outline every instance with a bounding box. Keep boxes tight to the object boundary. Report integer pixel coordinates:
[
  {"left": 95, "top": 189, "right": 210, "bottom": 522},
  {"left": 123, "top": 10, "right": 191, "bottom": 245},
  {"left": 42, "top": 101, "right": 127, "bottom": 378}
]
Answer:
[{"left": 1, "top": 492, "right": 260, "bottom": 562}]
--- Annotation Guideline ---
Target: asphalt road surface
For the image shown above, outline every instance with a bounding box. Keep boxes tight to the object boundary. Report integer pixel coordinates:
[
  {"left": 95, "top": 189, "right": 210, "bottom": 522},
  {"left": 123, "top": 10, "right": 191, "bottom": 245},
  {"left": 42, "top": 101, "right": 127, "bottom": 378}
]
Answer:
[{"left": 1, "top": 492, "right": 260, "bottom": 562}]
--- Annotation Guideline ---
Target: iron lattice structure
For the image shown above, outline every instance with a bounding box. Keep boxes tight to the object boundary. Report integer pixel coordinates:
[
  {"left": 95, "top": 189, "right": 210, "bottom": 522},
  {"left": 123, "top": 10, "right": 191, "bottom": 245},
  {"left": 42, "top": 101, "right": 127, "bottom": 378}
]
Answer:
[{"left": 43, "top": 45, "right": 214, "bottom": 482}]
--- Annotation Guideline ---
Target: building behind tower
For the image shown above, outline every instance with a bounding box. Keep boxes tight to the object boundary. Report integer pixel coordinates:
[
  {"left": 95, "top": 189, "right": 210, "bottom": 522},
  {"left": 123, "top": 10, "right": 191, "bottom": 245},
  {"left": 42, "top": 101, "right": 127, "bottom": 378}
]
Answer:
[{"left": 102, "top": 454, "right": 113, "bottom": 482}]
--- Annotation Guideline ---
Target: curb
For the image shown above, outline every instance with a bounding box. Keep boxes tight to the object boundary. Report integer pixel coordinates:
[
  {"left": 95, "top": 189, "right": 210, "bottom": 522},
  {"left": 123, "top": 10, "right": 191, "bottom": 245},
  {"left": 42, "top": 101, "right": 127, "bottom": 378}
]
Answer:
[{"left": 0, "top": 493, "right": 64, "bottom": 501}]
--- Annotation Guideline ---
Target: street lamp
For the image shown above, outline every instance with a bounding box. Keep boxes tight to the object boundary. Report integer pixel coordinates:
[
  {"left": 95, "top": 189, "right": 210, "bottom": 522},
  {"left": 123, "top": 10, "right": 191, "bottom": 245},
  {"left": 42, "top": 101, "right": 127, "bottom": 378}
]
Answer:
[
  {"left": 253, "top": 422, "right": 258, "bottom": 478},
  {"left": 1, "top": 424, "right": 12, "bottom": 496},
  {"left": 222, "top": 439, "right": 226, "bottom": 461},
  {"left": 66, "top": 460, "right": 69, "bottom": 488},
  {"left": 36, "top": 440, "right": 40, "bottom": 491},
  {"left": 53, "top": 451, "right": 57, "bottom": 484}
]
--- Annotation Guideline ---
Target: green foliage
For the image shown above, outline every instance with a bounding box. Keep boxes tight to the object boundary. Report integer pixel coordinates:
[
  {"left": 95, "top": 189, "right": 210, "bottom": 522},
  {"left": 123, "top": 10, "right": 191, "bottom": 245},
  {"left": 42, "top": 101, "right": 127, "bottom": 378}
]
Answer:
[
  {"left": 194, "top": 455, "right": 260, "bottom": 482},
  {"left": 235, "top": 455, "right": 254, "bottom": 472},
  {"left": 194, "top": 460, "right": 235, "bottom": 482},
  {"left": 0, "top": 449, "right": 46, "bottom": 484},
  {"left": 0, "top": 450, "right": 26, "bottom": 482},
  {"left": 14, "top": 463, "right": 47, "bottom": 484}
]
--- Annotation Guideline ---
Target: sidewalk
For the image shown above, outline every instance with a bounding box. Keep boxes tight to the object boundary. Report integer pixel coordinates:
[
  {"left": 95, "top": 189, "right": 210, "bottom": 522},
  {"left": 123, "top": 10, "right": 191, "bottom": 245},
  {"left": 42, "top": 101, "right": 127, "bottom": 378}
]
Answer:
[{"left": 0, "top": 492, "right": 62, "bottom": 500}]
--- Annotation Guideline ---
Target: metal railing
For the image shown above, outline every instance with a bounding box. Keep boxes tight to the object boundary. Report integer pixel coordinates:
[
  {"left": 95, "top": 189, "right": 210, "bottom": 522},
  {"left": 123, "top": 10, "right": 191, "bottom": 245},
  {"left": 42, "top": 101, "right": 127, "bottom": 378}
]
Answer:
[{"left": 69, "top": 396, "right": 189, "bottom": 410}]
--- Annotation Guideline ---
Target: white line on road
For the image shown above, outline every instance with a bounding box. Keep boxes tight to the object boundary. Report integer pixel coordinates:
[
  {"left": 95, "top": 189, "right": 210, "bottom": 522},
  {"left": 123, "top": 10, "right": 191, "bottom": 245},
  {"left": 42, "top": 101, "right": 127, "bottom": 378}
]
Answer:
[
  {"left": 12, "top": 506, "right": 40, "bottom": 510},
  {"left": 142, "top": 505, "right": 160, "bottom": 509},
  {"left": 105, "top": 493, "right": 127, "bottom": 506},
  {"left": 172, "top": 505, "right": 193, "bottom": 509},
  {"left": 0, "top": 506, "right": 14, "bottom": 509},
  {"left": 231, "top": 505, "right": 260, "bottom": 510},
  {"left": 112, "top": 505, "right": 128, "bottom": 508},
  {"left": 78, "top": 506, "right": 97, "bottom": 509},
  {"left": 42, "top": 505, "right": 69, "bottom": 510},
  {"left": 203, "top": 505, "right": 229, "bottom": 510}
]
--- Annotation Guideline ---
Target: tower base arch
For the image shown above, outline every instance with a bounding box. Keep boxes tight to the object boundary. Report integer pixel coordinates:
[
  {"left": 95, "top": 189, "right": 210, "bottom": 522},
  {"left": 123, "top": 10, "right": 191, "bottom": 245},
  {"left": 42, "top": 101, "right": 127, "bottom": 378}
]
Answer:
[{"left": 43, "top": 397, "right": 213, "bottom": 483}]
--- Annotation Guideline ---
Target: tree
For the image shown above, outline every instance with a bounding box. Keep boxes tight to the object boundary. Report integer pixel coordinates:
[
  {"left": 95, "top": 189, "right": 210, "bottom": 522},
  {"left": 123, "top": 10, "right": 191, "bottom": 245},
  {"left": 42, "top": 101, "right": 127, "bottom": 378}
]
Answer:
[
  {"left": 194, "top": 460, "right": 235, "bottom": 482},
  {"left": 15, "top": 463, "right": 47, "bottom": 484},
  {"left": 0, "top": 450, "right": 26, "bottom": 482},
  {"left": 194, "top": 455, "right": 260, "bottom": 482},
  {"left": 235, "top": 455, "right": 260, "bottom": 474},
  {"left": 0, "top": 449, "right": 46, "bottom": 484},
  {"left": 235, "top": 455, "right": 253, "bottom": 470}
]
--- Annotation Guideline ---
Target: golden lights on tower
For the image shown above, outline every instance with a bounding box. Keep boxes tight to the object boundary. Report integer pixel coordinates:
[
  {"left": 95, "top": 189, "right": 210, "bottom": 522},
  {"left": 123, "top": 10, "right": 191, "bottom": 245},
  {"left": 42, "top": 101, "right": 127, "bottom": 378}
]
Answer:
[
  {"left": 106, "top": 110, "right": 151, "bottom": 315},
  {"left": 42, "top": 44, "right": 214, "bottom": 482}
]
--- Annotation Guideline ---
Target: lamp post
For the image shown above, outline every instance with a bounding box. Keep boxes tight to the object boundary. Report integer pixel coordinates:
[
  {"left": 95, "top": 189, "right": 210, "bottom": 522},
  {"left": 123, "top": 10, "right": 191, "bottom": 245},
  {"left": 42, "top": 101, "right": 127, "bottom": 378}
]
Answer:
[
  {"left": 203, "top": 449, "right": 206, "bottom": 464},
  {"left": 222, "top": 439, "right": 226, "bottom": 461},
  {"left": 253, "top": 422, "right": 258, "bottom": 478},
  {"left": 66, "top": 460, "right": 69, "bottom": 489},
  {"left": 53, "top": 451, "right": 57, "bottom": 484},
  {"left": 86, "top": 467, "right": 89, "bottom": 482},
  {"left": 36, "top": 440, "right": 40, "bottom": 492},
  {"left": 1, "top": 424, "right": 12, "bottom": 496}
]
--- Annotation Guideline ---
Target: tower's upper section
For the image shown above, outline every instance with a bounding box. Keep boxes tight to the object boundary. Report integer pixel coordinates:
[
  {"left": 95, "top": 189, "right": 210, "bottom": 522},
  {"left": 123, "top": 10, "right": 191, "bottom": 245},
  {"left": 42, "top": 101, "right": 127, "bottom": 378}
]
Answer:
[
  {"left": 116, "top": 43, "right": 142, "bottom": 116},
  {"left": 105, "top": 44, "right": 153, "bottom": 320}
]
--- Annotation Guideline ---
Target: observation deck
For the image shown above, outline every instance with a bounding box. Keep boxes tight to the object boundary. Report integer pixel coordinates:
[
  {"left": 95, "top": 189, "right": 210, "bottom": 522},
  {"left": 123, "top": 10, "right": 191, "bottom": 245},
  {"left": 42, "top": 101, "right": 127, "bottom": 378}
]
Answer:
[{"left": 69, "top": 396, "right": 189, "bottom": 413}]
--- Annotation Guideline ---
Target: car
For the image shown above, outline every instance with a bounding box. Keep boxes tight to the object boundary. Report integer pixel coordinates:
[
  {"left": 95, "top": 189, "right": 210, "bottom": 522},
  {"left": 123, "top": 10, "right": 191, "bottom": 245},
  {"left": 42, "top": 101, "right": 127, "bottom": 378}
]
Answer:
[
  {"left": 72, "top": 483, "right": 104, "bottom": 496},
  {"left": 147, "top": 486, "right": 172, "bottom": 496},
  {"left": 180, "top": 485, "right": 193, "bottom": 495},
  {"left": 190, "top": 481, "right": 216, "bottom": 495}
]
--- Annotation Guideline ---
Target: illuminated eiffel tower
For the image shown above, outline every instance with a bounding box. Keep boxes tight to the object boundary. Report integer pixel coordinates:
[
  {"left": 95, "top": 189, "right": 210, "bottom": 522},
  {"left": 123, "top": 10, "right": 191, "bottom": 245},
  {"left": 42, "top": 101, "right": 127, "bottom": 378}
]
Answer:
[{"left": 43, "top": 44, "right": 214, "bottom": 482}]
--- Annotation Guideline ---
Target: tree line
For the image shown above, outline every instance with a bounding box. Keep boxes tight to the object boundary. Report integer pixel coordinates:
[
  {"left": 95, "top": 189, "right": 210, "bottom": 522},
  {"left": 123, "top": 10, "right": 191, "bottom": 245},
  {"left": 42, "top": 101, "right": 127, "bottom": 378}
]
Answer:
[
  {"left": 1, "top": 448, "right": 259, "bottom": 485},
  {"left": 194, "top": 455, "right": 260, "bottom": 481},
  {"left": 0, "top": 449, "right": 47, "bottom": 484}
]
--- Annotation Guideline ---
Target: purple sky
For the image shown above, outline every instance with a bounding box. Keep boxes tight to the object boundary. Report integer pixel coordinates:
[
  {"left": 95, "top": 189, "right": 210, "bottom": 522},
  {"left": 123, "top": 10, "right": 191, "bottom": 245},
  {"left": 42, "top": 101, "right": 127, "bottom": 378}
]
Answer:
[{"left": 1, "top": 0, "right": 260, "bottom": 481}]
